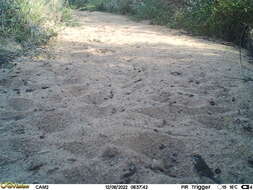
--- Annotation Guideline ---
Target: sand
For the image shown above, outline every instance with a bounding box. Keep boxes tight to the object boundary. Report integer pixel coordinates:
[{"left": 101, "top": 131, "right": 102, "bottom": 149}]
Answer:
[{"left": 0, "top": 11, "right": 253, "bottom": 184}]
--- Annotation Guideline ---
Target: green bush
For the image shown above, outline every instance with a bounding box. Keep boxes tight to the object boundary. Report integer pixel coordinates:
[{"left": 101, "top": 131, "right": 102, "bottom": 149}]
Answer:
[
  {"left": 179, "top": 0, "right": 253, "bottom": 43},
  {"left": 73, "top": 0, "right": 135, "bottom": 14},
  {"left": 0, "top": 0, "right": 72, "bottom": 46},
  {"left": 69, "top": 0, "right": 90, "bottom": 9},
  {"left": 134, "top": 0, "right": 173, "bottom": 25},
  {"left": 101, "top": 0, "right": 133, "bottom": 14}
]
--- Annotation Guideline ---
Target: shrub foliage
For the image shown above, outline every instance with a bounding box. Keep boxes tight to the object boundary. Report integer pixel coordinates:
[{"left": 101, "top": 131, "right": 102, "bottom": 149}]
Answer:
[
  {"left": 0, "top": 0, "right": 72, "bottom": 45},
  {"left": 181, "top": 0, "right": 253, "bottom": 43}
]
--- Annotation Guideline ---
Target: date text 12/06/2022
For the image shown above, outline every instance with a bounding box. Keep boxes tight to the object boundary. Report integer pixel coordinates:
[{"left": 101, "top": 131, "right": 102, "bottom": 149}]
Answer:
[{"left": 105, "top": 185, "right": 148, "bottom": 189}]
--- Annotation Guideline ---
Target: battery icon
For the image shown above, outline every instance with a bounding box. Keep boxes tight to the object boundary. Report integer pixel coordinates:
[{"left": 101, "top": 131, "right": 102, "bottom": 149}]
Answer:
[{"left": 241, "top": 185, "right": 250, "bottom": 189}]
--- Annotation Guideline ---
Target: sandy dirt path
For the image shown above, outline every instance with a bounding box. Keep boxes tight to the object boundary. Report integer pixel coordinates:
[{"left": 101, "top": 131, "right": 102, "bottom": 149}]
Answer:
[{"left": 0, "top": 11, "right": 253, "bottom": 184}]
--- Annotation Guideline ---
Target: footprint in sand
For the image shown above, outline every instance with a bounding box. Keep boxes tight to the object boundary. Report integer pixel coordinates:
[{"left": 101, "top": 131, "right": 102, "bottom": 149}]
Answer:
[
  {"left": 8, "top": 98, "right": 34, "bottom": 111},
  {"left": 64, "top": 84, "right": 89, "bottom": 97},
  {"left": 81, "top": 89, "right": 114, "bottom": 105},
  {"left": 59, "top": 164, "right": 100, "bottom": 183},
  {"left": 151, "top": 91, "right": 172, "bottom": 103},
  {"left": 0, "top": 79, "right": 11, "bottom": 87},
  {"left": 194, "top": 114, "right": 225, "bottom": 130},
  {"left": 113, "top": 132, "right": 190, "bottom": 178},
  {"left": 97, "top": 48, "right": 115, "bottom": 54},
  {"left": 0, "top": 111, "right": 27, "bottom": 121},
  {"left": 62, "top": 136, "right": 110, "bottom": 159},
  {"left": 136, "top": 105, "right": 181, "bottom": 121},
  {"left": 36, "top": 111, "right": 72, "bottom": 133},
  {"left": 77, "top": 104, "right": 117, "bottom": 118},
  {"left": 86, "top": 48, "right": 115, "bottom": 56}
]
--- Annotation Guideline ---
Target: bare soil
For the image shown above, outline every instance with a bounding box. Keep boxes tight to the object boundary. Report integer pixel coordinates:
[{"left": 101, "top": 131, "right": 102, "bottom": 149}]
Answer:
[{"left": 0, "top": 11, "right": 253, "bottom": 184}]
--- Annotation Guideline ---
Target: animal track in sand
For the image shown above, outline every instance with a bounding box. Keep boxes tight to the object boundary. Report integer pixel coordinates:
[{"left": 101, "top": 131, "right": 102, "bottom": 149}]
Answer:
[
  {"left": 194, "top": 114, "right": 226, "bottom": 130},
  {"left": 0, "top": 111, "right": 28, "bottom": 121},
  {"left": 10, "top": 137, "right": 42, "bottom": 158},
  {"left": 8, "top": 98, "right": 34, "bottom": 111},
  {"left": 64, "top": 84, "right": 90, "bottom": 97},
  {"left": 136, "top": 105, "right": 181, "bottom": 121},
  {"left": 59, "top": 164, "right": 101, "bottom": 183},
  {"left": 77, "top": 104, "right": 117, "bottom": 118},
  {"left": 113, "top": 132, "right": 190, "bottom": 178},
  {"left": 86, "top": 48, "right": 116, "bottom": 56},
  {"left": 151, "top": 91, "right": 173, "bottom": 103},
  {"left": 36, "top": 111, "right": 73, "bottom": 133},
  {"left": 62, "top": 136, "right": 110, "bottom": 159},
  {"left": 81, "top": 89, "right": 114, "bottom": 105},
  {"left": 122, "top": 112, "right": 167, "bottom": 129},
  {"left": 0, "top": 79, "right": 11, "bottom": 87}
]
